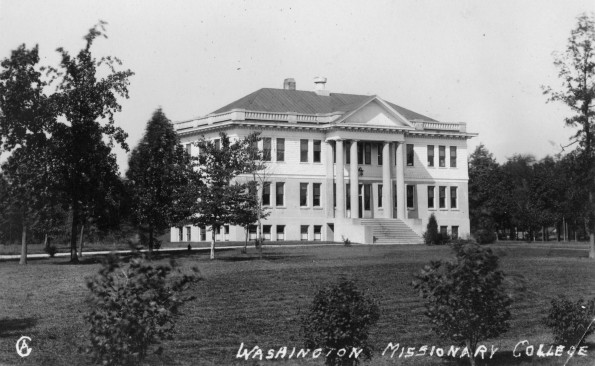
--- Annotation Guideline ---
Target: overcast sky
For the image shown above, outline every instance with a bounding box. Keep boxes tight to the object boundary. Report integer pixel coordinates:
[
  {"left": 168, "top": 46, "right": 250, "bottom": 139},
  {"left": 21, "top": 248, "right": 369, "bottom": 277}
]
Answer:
[{"left": 1, "top": 0, "right": 594, "bottom": 172}]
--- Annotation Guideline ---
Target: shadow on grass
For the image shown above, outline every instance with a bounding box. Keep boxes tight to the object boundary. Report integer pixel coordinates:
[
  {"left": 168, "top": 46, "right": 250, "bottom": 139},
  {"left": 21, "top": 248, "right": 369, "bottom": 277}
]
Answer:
[
  {"left": 218, "top": 252, "right": 310, "bottom": 262},
  {"left": 54, "top": 257, "right": 103, "bottom": 265},
  {"left": 0, "top": 317, "right": 37, "bottom": 338}
]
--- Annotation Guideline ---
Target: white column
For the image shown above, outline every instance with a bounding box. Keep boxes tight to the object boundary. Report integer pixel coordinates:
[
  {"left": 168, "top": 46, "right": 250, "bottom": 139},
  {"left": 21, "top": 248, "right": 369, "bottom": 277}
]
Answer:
[
  {"left": 336, "top": 139, "right": 345, "bottom": 218},
  {"left": 396, "top": 142, "right": 406, "bottom": 220},
  {"left": 325, "top": 141, "right": 334, "bottom": 218},
  {"left": 382, "top": 141, "right": 392, "bottom": 218},
  {"left": 350, "top": 140, "right": 359, "bottom": 219}
]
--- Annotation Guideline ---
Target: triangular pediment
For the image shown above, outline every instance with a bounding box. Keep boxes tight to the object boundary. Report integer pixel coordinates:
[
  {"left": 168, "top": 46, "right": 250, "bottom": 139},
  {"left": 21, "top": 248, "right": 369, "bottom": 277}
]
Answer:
[{"left": 338, "top": 98, "right": 414, "bottom": 128}]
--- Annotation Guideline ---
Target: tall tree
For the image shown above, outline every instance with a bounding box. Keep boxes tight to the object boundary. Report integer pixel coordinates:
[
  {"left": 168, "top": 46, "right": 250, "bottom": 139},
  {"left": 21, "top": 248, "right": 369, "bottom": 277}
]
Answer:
[
  {"left": 50, "top": 21, "right": 133, "bottom": 262},
  {"left": 184, "top": 132, "right": 261, "bottom": 260},
  {"left": 543, "top": 13, "right": 595, "bottom": 257},
  {"left": 126, "top": 108, "right": 195, "bottom": 255}
]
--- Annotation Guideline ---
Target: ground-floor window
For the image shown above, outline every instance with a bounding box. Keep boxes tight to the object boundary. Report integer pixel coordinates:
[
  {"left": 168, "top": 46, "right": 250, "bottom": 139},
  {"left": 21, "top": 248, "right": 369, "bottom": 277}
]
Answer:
[
  {"left": 407, "top": 185, "right": 415, "bottom": 208},
  {"left": 215, "top": 226, "right": 221, "bottom": 241},
  {"left": 263, "top": 225, "right": 271, "bottom": 240},
  {"left": 452, "top": 226, "right": 459, "bottom": 239},
  {"left": 314, "top": 225, "right": 322, "bottom": 241},
  {"left": 200, "top": 226, "right": 206, "bottom": 241},
  {"left": 186, "top": 227, "right": 191, "bottom": 242},
  {"left": 224, "top": 225, "right": 229, "bottom": 241},
  {"left": 301, "top": 225, "right": 309, "bottom": 241},
  {"left": 440, "top": 226, "right": 448, "bottom": 236},
  {"left": 178, "top": 227, "right": 183, "bottom": 242},
  {"left": 276, "top": 225, "right": 285, "bottom": 241},
  {"left": 249, "top": 225, "right": 257, "bottom": 240}
]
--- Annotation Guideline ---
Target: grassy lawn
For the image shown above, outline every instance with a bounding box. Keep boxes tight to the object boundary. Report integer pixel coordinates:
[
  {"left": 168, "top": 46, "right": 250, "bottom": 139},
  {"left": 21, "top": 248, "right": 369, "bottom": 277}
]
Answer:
[{"left": 0, "top": 243, "right": 594, "bottom": 365}]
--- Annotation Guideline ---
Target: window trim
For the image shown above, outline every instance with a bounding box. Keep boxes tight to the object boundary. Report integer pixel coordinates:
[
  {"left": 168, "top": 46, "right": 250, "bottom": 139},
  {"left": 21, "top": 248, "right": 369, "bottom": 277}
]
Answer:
[
  {"left": 450, "top": 146, "right": 457, "bottom": 168},
  {"left": 300, "top": 182, "right": 308, "bottom": 207},
  {"left": 313, "top": 140, "right": 321, "bottom": 163},
  {"left": 300, "top": 139, "right": 309, "bottom": 163},
  {"left": 439, "top": 145, "right": 446, "bottom": 167},
  {"left": 427, "top": 145, "right": 434, "bottom": 167},
  {"left": 276, "top": 182, "right": 285, "bottom": 207},
  {"left": 313, "top": 183, "right": 321, "bottom": 207},
  {"left": 427, "top": 185, "right": 435, "bottom": 209},
  {"left": 276, "top": 138, "right": 285, "bottom": 162},
  {"left": 406, "top": 144, "right": 414, "bottom": 166}
]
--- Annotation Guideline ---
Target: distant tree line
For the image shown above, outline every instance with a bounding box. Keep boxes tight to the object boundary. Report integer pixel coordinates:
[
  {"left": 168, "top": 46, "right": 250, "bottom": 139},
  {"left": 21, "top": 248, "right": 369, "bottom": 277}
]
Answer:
[{"left": 468, "top": 144, "right": 589, "bottom": 242}]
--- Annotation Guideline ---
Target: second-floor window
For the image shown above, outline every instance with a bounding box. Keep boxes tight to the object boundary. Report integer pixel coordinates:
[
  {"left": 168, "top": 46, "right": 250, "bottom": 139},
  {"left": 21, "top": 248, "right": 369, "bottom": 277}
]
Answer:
[
  {"left": 364, "top": 143, "right": 371, "bottom": 165},
  {"left": 377, "top": 143, "right": 383, "bottom": 165},
  {"left": 276, "top": 182, "right": 284, "bottom": 206},
  {"left": 427, "top": 145, "right": 434, "bottom": 167},
  {"left": 407, "top": 185, "right": 415, "bottom": 208},
  {"left": 313, "top": 183, "right": 321, "bottom": 206},
  {"left": 406, "top": 144, "right": 414, "bottom": 166},
  {"left": 263, "top": 138, "right": 271, "bottom": 161},
  {"left": 300, "top": 139, "right": 308, "bottom": 162},
  {"left": 300, "top": 183, "right": 308, "bottom": 206},
  {"left": 313, "top": 140, "right": 321, "bottom": 162},
  {"left": 439, "top": 186, "right": 446, "bottom": 208},
  {"left": 439, "top": 146, "right": 445, "bottom": 167},
  {"left": 450, "top": 146, "right": 457, "bottom": 167},
  {"left": 428, "top": 185, "right": 435, "bottom": 208},
  {"left": 276, "top": 138, "right": 285, "bottom": 162},
  {"left": 450, "top": 186, "right": 458, "bottom": 208},
  {"left": 262, "top": 182, "right": 271, "bottom": 206}
]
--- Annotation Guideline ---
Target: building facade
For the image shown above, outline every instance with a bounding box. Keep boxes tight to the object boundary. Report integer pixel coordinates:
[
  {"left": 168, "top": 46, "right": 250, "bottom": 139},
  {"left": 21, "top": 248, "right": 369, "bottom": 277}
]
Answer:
[{"left": 171, "top": 78, "right": 476, "bottom": 244}]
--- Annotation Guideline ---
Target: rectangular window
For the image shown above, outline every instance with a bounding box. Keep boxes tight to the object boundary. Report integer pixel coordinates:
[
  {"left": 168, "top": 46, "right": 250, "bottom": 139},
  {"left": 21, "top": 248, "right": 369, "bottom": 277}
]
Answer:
[
  {"left": 313, "top": 140, "right": 321, "bottom": 162},
  {"left": 393, "top": 182, "right": 398, "bottom": 208},
  {"left": 378, "top": 184, "right": 383, "bottom": 207},
  {"left": 276, "top": 138, "right": 285, "bottom": 162},
  {"left": 357, "top": 142, "right": 363, "bottom": 164},
  {"left": 314, "top": 226, "right": 322, "bottom": 241},
  {"left": 301, "top": 225, "right": 309, "bottom": 241},
  {"left": 364, "top": 184, "right": 371, "bottom": 210},
  {"left": 185, "top": 143, "right": 191, "bottom": 154},
  {"left": 276, "top": 225, "right": 285, "bottom": 241},
  {"left": 364, "top": 143, "right": 371, "bottom": 165},
  {"left": 377, "top": 143, "right": 383, "bottom": 165},
  {"left": 450, "top": 186, "right": 458, "bottom": 209},
  {"left": 215, "top": 226, "right": 221, "bottom": 241},
  {"left": 440, "top": 226, "right": 448, "bottom": 236},
  {"left": 214, "top": 139, "right": 220, "bottom": 150},
  {"left": 333, "top": 183, "right": 336, "bottom": 208},
  {"left": 427, "top": 145, "right": 434, "bottom": 167},
  {"left": 439, "top": 146, "right": 445, "bottom": 167},
  {"left": 200, "top": 226, "right": 206, "bottom": 241},
  {"left": 262, "top": 182, "right": 271, "bottom": 206},
  {"left": 249, "top": 225, "right": 257, "bottom": 240},
  {"left": 346, "top": 184, "right": 351, "bottom": 210},
  {"left": 300, "top": 183, "right": 308, "bottom": 207},
  {"left": 313, "top": 183, "right": 321, "bottom": 207},
  {"left": 428, "top": 186, "right": 435, "bottom": 208},
  {"left": 439, "top": 186, "right": 446, "bottom": 208},
  {"left": 263, "top": 225, "right": 271, "bottom": 240},
  {"left": 178, "top": 227, "right": 183, "bottom": 242},
  {"left": 450, "top": 146, "right": 457, "bottom": 167},
  {"left": 407, "top": 185, "right": 415, "bottom": 208},
  {"left": 263, "top": 138, "right": 271, "bottom": 161},
  {"left": 300, "top": 139, "right": 309, "bottom": 162},
  {"left": 276, "top": 182, "right": 284, "bottom": 206},
  {"left": 186, "top": 227, "right": 191, "bottom": 242},
  {"left": 406, "top": 144, "right": 414, "bottom": 166},
  {"left": 224, "top": 225, "right": 229, "bottom": 241},
  {"left": 451, "top": 226, "right": 459, "bottom": 239},
  {"left": 346, "top": 144, "right": 350, "bottom": 164}
]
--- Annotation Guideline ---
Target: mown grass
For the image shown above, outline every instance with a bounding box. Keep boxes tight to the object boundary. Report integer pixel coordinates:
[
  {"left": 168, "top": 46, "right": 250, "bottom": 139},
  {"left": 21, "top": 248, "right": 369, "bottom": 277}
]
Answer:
[{"left": 0, "top": 243, "right": 594, "bottom": 365}]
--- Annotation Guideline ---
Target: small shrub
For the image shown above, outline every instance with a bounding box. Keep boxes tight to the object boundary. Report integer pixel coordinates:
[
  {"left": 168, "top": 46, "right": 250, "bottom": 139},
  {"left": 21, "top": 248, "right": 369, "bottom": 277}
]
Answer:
[
  {"left": 44, "top": 245, "right": 58, "bottom": 258},
  {"left": 301, "top": 278, "right": 379, "bottom": 366},
  {"left": 424, "top": 214, "right": 439, "bottom": 245},
  {"left": 341, "top": 236, "right": 351, "bottom": 246},
  {"left": 473, "top": 228, "right": 496, "bottom": 244},
  {"left": 544, "top": 295, "right": 595, "bottom": 346},
  {"left": 85, "top": 254, "right": 199, "bottom": 366}
]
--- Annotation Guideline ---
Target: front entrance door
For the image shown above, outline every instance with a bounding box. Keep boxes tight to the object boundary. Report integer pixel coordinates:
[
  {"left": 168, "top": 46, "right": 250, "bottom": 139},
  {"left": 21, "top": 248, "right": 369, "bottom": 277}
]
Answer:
[
  {"left": 358, "top": 184, "right": 363, "bottom": 218},
  {"left": 363, "top": 184, "right": 371, "bottom": 218}
]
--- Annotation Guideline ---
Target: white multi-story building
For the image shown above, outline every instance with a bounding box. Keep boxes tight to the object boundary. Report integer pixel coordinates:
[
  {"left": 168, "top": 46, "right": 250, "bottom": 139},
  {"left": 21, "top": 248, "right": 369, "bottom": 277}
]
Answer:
[{"left": 171, "top": 78, "right": 476, "bottom": 244}]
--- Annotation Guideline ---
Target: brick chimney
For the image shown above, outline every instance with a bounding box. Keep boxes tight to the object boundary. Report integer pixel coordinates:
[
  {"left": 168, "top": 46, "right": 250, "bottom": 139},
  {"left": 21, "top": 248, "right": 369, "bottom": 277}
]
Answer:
[
  {"left": 283, "top": 78, "right": 296, "bottom": 90},
  {"left": 314, "top": 77, "right": 329, "bottom": 96}
]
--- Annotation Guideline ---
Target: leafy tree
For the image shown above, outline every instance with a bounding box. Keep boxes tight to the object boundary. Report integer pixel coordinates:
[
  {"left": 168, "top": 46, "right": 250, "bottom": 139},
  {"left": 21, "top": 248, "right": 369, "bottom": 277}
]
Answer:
[
  {"left": 126, "top": 108, "right": 195, "bottom": 255},
  {"left": 424, "top": 213, "right": 439, "bottom": 244},
  {"left": 49, "top": 21, "right": 133, "bottom": 262},
  {"left": 413, "top": 241, "right": 512, "bottom": 366},
  {"left": 301, "top": 278, "right": 380, "bottom": 366},
  {"left": 183, "top": 132, "right": 260, "bottom": 260},
  {"left": 543, "top": 13, "right": 595, "bottom": 257}
]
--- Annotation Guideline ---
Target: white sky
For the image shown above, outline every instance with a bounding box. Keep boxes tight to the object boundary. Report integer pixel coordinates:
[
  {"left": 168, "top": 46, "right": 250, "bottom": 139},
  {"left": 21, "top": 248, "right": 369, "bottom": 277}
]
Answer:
[{"left": 1, "top": 0, "right": 594, "bottom": 172}]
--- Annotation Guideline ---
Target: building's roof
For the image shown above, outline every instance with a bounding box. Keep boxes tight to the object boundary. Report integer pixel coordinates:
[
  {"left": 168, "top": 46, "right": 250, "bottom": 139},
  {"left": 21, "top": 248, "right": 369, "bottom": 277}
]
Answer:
[{"left": 211, "top": 88, "right": 437, "bottom": 122}]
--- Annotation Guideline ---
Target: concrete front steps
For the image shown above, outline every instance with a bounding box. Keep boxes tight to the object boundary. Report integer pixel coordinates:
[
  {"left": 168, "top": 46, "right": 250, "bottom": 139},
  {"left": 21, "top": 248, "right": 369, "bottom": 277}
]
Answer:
[{"left": 359, "top": 218, "right": 423, "bottom": 244}]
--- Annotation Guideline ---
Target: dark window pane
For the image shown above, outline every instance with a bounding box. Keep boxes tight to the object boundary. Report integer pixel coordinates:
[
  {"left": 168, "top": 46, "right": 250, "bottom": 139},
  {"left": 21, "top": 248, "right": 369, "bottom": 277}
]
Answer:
[
  {"left": 357, "top": 142, "right": 363, "bottom": 164},
  {"left": 263, "top": 138, "right": 271, "bottom": 161},
  {"left": 450, "top": 146, "right": 457, "bottom": 167},
  {"left": 276, "top": 138, "right": 285, "bottom": 162},
  {"left": 364, "top": 184, "right": 371, "bottom": 210},
  {"left": 377, "top": 143, "right": 383, "bottom": 165},
  {"left": 407, "top": 185, "right": 414, "bottom": 208},
  {"left": 440, "top": 226, "right": 448, "bottom": 236},
  {"left": 450, "top": 186, "right": 457, "bottom": 208},
  {"left": 313, "top": 183, "right": 321, "bottom": 206},
  {"left": 439, "top": 186, "right": 446, "bottom": 208},
  {"left": 428, "top": 186, "right": 434, "bottom": 208},
  {"left": 427, "top": 145, "right": 434, "bottom": 167},
  {"left": 262, "top": 182, "right": 270, "bottom": 206},
  {"left": 364, "top": 143, "right": 371, "bottom": 165},
  {"left": 276, "top": 182, "right": 284, "bottom": 206},
  {"left": 300, "top": 139, "right": 308, "bottom": 162},
  {"left": 406, "top": 144, "right": 414, "bottom": 166},
  {"left": 439, "top": 146, "right": 445, "bottom": 167},
  {"left": 452, "top": 226, "right": 459, "bottom": 239},
  {"left": 378, "top": 184, "right": 383, "bottom": 207},
  {"left": 346, "top": 183, "right": 350, "bottom": 210},
  {"left": 300, "top": 183, "right": 308, "bottom": 206},
  {"left": 313, "top": 140, "right": 321, "bottom": 162}
]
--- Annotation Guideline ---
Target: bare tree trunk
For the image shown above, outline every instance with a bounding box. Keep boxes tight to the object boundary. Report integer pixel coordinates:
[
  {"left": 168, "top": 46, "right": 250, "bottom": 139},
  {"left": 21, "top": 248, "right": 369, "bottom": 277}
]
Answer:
[
  {"left": 210, "top": 226, "right": 216, "bottom": 260},
  {"left": 78, "top": 225, "right": 84, "bottom": 258},
  {"left": 70, "top": 203, "right": 79, "bottom": 263},
  {"left": 19, "top": 222, "right": 27, "bottom": 265},
  {"left": 44, "top": 233, "right": 48, "bottom": 251},
  {"left": 148, "top": 225, "right": 154, "bottom": 258},
  {"left": 466, "top": 340, "right": 476, "bottom": 366},
  {"left": 243, "top": 226, "right": 248, "bottom": 253},
  {"left": 590, "top": 192, "right": 595, "bottom": 258}
]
